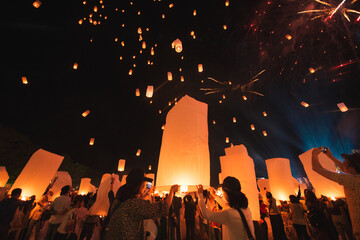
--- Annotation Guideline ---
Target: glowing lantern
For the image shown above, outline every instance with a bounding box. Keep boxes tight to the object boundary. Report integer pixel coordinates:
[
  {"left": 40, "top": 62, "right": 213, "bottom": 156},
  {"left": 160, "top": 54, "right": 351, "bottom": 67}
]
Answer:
[
  {"left": 82, "top": 110, "right": 90, "bottom": 117},
  {"left": 94, "top": 6, "right": 98, "bottom": 12},
  {"left": 198, "top": 64, "right": 203, "bottom": 72},
  {"left": 89, "top": 174, "right": 121, "bottom": 216},
  {"left": 299, "top": 149, "right": 345, "bottom": 198},
  {"left": 78, "top": 178, "right": 92, "bottom": 195},
  {"left": 225, "top": 0, "right": 229, "bottom": 6},
  {"left": 242, "top": 95, "right": 247, "bottom": 100},
  {"left": 172, "top": 39, "right": 183, "bottom": 53},
  {"left": 121, "top": 41, "right": 125, "bottom": 46},
  {"left": 250, "top": 124, "right": 255, "bottom": 130},
  {"left": 219, "top": 145, "right": 260, "bottom": 220},
  {"left": 101, "top": 174, "right": 111, "bottom": 184},
  {"left": 309, "top": 67, "right": 315, "bottom": 74},
  {"left": 118, "top": 159, "right": 126, "bottom": 172},
  {"left": 148, "top": 165, "right": 152, "bottom": 171},
  {"left": 0, "top": 166, "right": 9, "bottom": 187},
  {"left": 33, "top": 0, "right": 41, "bottom": 8},
  {"left": 223, "top": 25, "right": 227, "bottom": 30},
  {"left": 138, "top": 27, "right": 142, "bottom": 34},
  {"left": 129, "top": 69, "right": 133, "bottom": 75},
  {"left": 180, "top": 76, "right": 184, "bottom": 82},
  {"left": 168, "top": 102, "right": 172, "bottom": 106},
  {"left": 138, "top": 11, "right": 141, "bottom": 15},
  {"left": 147, "top": 60, "right": 151, "bottom": 65},
  {"left": 79, "top": 19, "right": 83, "bottom": 25},
  {"left": 193, "top": 10, "right": 197, "bottom": 16},
  {"left": 146, "top": 85, "right": 154, "bottom": 98},
  {"left": 73, "top": 63, "right": 78, "bottom": 69},
  {"left": 114, "top": 38, "right": 118, "bottom": 42},
  {"left": 135, "top": 88, "right": 140, "bottom": 97},
  {"left": 22, "top": 77, "right": 28, "bottom": 85},
  {"left": 9, "top": 149, "right": 64, "bottom": 200},
  {"left": 156, "top": 95, "right": 210, "bottom": 192},
  {"left": 213, "top": 120, "right": 216, "bottom": 125},
  {"left": 263, "top": 111, "right": 267, "bottom": 117},
  {"left": 190, "top": 31, "right": 195, "bottom": 36},
  {"left": 159, "top": 110, "right": 162, "bottom": 114},
  {"left": 142, "top": 41, "right": 146, "bottom": 49},
  {"left": 222, "top": 94, "right": 226, "bottom": 99},
  {"left": 120, "top": 56, "right": 123, "bottom": 60},
  {"left": 161, "top": 125, "right": 165, "bottom": 130},
  {"left": 169, "top": 3, "right": 174, "bottom": 8},
  {"left": 162, "top": 14, "right": 165, "bottom": 19},
  {"left": 262, "top": 131, "right": 267, "bottom": 136},
  {"left": 89, "top": 138, "right": 95, "bottom": 145},
  {"left": 301, "top": 101, "right": 309, "bottom": 107},
  {"left": 285, "top": 34, "right": 292, "bottom": 40},
  {"left": 136, "top": 149, "right": 141, "bottom": 156},
  {"left": 151, "top": 48, "right": 155, "bottom": 55},
  {"left": 48, "top": 171, "right": 72, "bottom": 201},
  {"left": 167, "top": 72, "right": 173, "bottom": 81},
  {"left": 337, "top": 102, "right": 348, "bottom": 112},
  {"left": 225, "top": 137, "right": 229, "bottom": 143},
  {"left": 265, "top": 158, "right": 297, "bottom": 203},
  {"left": 179, "top": 68, "right": 182, "bottom": 72}
]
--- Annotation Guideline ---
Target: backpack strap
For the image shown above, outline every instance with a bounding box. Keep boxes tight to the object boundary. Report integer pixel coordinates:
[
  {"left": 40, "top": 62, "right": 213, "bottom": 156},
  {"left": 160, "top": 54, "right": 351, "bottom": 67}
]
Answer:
[{"left": 235, "top": 208, "right": 255, "bottom": 240}]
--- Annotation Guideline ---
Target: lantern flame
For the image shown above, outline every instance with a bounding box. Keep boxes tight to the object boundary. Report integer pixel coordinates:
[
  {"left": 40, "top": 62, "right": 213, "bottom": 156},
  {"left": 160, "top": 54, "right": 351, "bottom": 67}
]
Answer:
[
  {"left": 33, "top": 0, "right": 41, "bottom": 8},
  {"left": 337, "top": 102, "right": 348, "bottom": 112},
  {"left": 89, "top": 138, "right": 95, "bottom": 145},
  {"left": 22, "top": 77, "right": 28, "bottom": 85},
  {"left": 198, "top": 64, "right": 203, "bottom": 72},
  {"left": 301, "top": 101, "right": 309, "bottom": 108},
  {"left": 82, "top": 110, "right": 90, "bottom": 117},
  {"left": 136, "top": 149, "right": 141, "bottom": 156}
]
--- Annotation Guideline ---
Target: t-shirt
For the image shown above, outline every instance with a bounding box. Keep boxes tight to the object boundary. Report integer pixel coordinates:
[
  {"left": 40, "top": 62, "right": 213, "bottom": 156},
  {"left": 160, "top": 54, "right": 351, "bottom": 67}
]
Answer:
[
  {"left": 57, "top": 208, "right": 77, "bottom": 234},
  {"left": 49, "top": 195, "right": 71, "bottom": 224}
]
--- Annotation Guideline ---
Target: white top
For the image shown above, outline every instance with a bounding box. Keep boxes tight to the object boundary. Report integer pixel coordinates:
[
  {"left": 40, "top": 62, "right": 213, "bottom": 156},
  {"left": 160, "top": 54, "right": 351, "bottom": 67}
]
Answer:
[
  {"left": 199, "top": 194, "right": 255, "bottom": 240},
  {"left": 49, "top": 195, "right": 71, "bottom": 224},
  {"left": 57, "top": 208, "right": 77, "bottom": 234}
]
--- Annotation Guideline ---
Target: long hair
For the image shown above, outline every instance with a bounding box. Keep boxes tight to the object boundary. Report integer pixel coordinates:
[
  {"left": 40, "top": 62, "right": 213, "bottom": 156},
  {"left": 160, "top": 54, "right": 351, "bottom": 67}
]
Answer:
[
  {"left": 116, "top": 182, "right": 142, "bottom": 203},
  {"left": 224, "top": 189, "right": 248, "bottom": 209}
]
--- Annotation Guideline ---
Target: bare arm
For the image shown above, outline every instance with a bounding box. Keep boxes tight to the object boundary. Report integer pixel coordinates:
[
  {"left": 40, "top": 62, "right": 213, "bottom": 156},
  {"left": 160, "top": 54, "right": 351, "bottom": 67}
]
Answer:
[
  {"left": 324, "top": 148, "right": 345, "bottom": 171},
  {"left": 164, "top": 185, "right": 179, "bottom": 212}
]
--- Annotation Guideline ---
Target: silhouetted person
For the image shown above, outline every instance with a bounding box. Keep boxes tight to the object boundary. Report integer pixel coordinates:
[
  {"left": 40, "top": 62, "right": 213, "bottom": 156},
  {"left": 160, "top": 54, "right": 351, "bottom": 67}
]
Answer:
[{"left": 184, "top": 194, "right": 197, "bottom": 240}]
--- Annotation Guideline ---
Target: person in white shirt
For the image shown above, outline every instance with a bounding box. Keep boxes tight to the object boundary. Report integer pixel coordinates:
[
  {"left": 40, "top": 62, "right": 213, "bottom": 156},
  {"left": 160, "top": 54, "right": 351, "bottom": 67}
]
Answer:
[
  {"left": 44, "top": 185, "right": 71, "bottom": 240},
  {"left": 197, "top": 177, "right": 255, "bottom": 240}
]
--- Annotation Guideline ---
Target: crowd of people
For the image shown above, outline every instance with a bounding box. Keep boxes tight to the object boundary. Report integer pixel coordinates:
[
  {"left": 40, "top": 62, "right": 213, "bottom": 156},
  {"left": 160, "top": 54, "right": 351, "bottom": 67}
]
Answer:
[{"left": 0, "top": 147, "right": 359, "bottom": 240}]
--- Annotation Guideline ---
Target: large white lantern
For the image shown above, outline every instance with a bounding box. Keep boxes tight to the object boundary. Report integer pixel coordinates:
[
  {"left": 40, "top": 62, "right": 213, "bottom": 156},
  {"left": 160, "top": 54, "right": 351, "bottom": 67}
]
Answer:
[
  {"left": 48, "top": 171, "right": 72, "bottom": 201},
  {"left": 78, "top": 178, "right": 92, "bottom": 195},
  {"left": 0, "top": 166, "right": 9, "bottom": 187}
]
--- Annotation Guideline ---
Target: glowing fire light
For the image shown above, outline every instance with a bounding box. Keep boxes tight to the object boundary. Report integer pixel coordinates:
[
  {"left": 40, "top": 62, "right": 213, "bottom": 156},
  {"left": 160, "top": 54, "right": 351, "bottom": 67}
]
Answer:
[{"left": 337, "top": 102, "right": 348, "bottom": 112}]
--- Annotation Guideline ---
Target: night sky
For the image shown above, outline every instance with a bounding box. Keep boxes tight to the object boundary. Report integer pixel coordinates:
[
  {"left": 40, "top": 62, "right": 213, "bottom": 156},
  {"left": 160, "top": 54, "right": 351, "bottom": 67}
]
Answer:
[{"left": 1, "top": 0, "right": 359, "bottom": 187}]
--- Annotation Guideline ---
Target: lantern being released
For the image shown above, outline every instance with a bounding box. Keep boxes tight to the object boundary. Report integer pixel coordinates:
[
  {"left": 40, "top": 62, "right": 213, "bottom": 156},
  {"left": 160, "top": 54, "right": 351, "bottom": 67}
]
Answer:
[
  {"left": 48, "top": 171, "right": 72, "bottom": 201},
  {"left": 299, "top": 149, "right": 345, "bottom": 198},
  {"left": 0, "top": 166, "right": 9, "bottom": 187},
  {"left": 156, "top": 95, "right": 210, "bottom": 192},
  {"left": 172, "top": 39, "right": 183, "bottom": 53},
  {"left": 9, "top": 149, "right": 64, "bottom": 200},
  {"left": 118, "top": 159, "right": 126, "bottom": 172},
  {"left": 265, "top": 158, "right": 297, "bottom": 203},
  {"left": 257, "top": 178, "right": 270, "bottom": 201},
  {"left": 219, "top": 145, "right": 260, "bottom": 220},
  {"left": 78, "top": 178, "right": 93, "bottom": 195}
]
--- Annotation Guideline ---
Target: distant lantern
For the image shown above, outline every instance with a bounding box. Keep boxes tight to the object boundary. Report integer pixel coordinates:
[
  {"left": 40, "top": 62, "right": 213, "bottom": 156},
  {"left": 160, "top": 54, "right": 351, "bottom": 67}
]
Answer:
[
  {"left": 94, "top": 6, "right": 98, "bottom": 12},
  {"left": 180, "top": 76, "right": 184, "bottom": 82},
  {"left": 263, "top": 131, "right": 267, "bottom": 136},
  {"left": 83, "top": 1, "right": 86, "bottom": 4},
  {"left": 225, "top": 137, "right": 229, "bottom": 143},
  {"left": 309, "top": 67, "right": 315, "bottom": 73},
  {"left": 138, "top": 27, "right": 142, "bottom": 34},
  {"left": 136, "top": 149, "right": 141, "bottom": 156},
  {"left": 73, "top": 63, "right": 78, "bottom": 69},
  {"left": 121, "top": 41, "right": 125, "bottom": 46},
  {"left": 122, "top": 24, "right": 125, "bottom": 27},
  {"left": 167, "top": 72, "right": 173, "bottom": 81},
  {"left": 21, "top": 77, "right": 28, "bottom": 85},
  {"left": 89, "top": 138, "right": 95, "bottom": 145},
  {"left": 147, "top": 60, "right": 151, "bottom": 65},
  {"left": 179, "top": 68, "right": 182, "bottom": 72},
  {"left": 159, "top": 110, "right": 162, "bottom": 114},
  {"left": 242, "top": 95, "right": 247, "bottom": 101},
  {"left": 193, "top": 10, "right": 197, "bottom": 16},
  {"left": 79, "top": 19, "right": 83, "bottom": 25},
  {"left": 138, "top": 11, "right": 141, "bottom": 15},
  {"left": 233, "top": 117, "right": 236, "bottom": 123},
  {"left": 33, "top": 0, "right": 41, "bottom": 8},
  {"left": 118, "top": 159, "right": 126, "bottom": 171},
  {"left": 142, "top": 41, "right": 146, "bottom": 49},
  {"left": 149, "top": 165, "right": 152, "bottom": 171},
  {"left": 285, "top": 34, "right": 292, "bottom": 40},
  {"left": 301, "top": 101, "right": 309, "bottom": 107},
  {"left": 263, "top": 111, "right": 267, "bottom": 117},
  {"left": 129, "top": 69, "right": 133, "bottom": 75},
  {"left": 146, "top": 85, "right": 154, "bottom": 98},
  {"left": 250, "top": 124, "right": 255, "bottom": 130},
  {"left": 223, "top": 25, "right": 227, "bottom": 30},
  {"left": 151, "top": 48, "right": 155, "bottom": 55},
  {"left": 82, "top": 110, "right": 90, "bottom": 117},
  {"left": 114, "top": 38, "right": 118, "bottom": 42},
  {"left": 161, "top": 125, "right": 165, "bottom": 130},
  {"left": 198, "top": 64, "right": 203, "bottom": 72},
  {"left": 168, "top": 102, "right": 172, "bottom": 106},
  {"left": 162, "top": 14, "right": 165, "bottom": 19},
  {"left": 190, "top": 31, "right": 195, "bottom": 36},
  {"left": 337, "top": 102, "right": 348, "bottom": 112},
  {"left": 222, "top": 94, "right": 226, "bottom": 99},
  {"left": 135, "top": 88, "right": 140, "bottom": 96},
  {"left": 225, "top": 0, "right": 229, "bottom": 6},
  {"left": 213, "top": 120, "right": 216, "bottom": 125},
  {"left": 120, "top": 56, "right": 123, "bottom": 60},
  {"left": 172, "top": 39, "right": 183, "bottom": 53},
  {"left": 169, "top": 3, "right": 174, "bottom": 8}
]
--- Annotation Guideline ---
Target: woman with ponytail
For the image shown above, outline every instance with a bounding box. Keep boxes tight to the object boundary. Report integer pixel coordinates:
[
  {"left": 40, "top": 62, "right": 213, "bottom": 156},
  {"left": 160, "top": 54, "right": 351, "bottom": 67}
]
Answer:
[{"left": 197, "top": 176, "right": 255, "bottom": 240}]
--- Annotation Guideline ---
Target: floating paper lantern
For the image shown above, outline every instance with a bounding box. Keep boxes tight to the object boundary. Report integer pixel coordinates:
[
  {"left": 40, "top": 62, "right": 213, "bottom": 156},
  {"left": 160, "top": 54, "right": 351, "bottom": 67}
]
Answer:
[
  {"left": 142, "top": 41, "right": 146, "bottom": 49},
  {"left": 118, "top": 159, "right": 126, "bottom": 172},
  {"left": 168, "top": 102, "right": 172, "bottom": 106},
  {"left": 172, "top": 39, "right": 183, "bottom": 53},
  {"left": 167, "top": 72, "right": 173, "bottom": 81},
  {"left": 162, "top": 14, "right": 165, "bottom": 19},
  {"left": 148, "top": 165, "right": 152, "bottom": 171},
  {"left": 169, "top": 3, "right": 174, "bottom": 8},
  {"left": 225, "top": 0, "right": 229, "bottom": 6},
  {"left": 193, "top": 10, "right": 197, "bottom": 16},
  {"left": 0, "top": 166, "right": 9, "bottom": 187},
  {"left": 9, "top": 149, "right": 64, "bottom": 200},
  {"left": 301, "top": 101, "right": 309, "bottom": 107},
  {"left": 146, "top": 85, "right": 154, "bottom": 98},
  {"left": 82, "top": 110, "right": 90, "bottom": 117},
  {"left": 121, "top": 41, "right": 125, "bottom": 46},
  {"left": 299, "top": 149, "right": 345, "bottom": 198},
  {"left": 121, "top": 175, "right": 127, "bottom": 185},
  {"left": 78, "top": 178, "right": 92, "bottom": 195},
  {"left": 190, "top": 31, "right": 195, "bottom": 36},
  {"left": 156, "top": 96, "right": 210, "bottom": 192},
  {"left": 220, "top": 145, "right": 260, "bottom": 220},
  {"left": 263, "top": 111, "right": 267, "bottom": 117},
  {"left": 262, "top": 131, "right": 267, "bottom": 136},
  {"left": 213, "top": 120, "right": 216, "bottom": 125},
  {"left": 222, "top": 94, "right": 226, "bottom": 99},
  {"left": 78, "top": 19, "right": 83, "bottom": 25},
  {"left": 233, "top": 117, "right": 236, "bottom": 123},
  {"left": 180, "top": 76, "right": 184, "bottom": 82},
  {"left": 48, "top": 171, "right": 72, "bottom": 201},
  {"left": 285, "top": 34, "right": 292, "bottom": 40},
  {"left": 114, "top": 38, "right": 118, "bottom": 42},
  {"left": 129, "top": 69, "right": 133, "bottom": 75},
  {"left": 120, "top": 56, "right": 123, "bottom": 60},
  {"left": 225, "top": 137, "right": 229, "bottom": 143},
  {"left": 161, "top": 125, "right": 165, "bottom": 130},
  {"left": 151, "top": 48, "right": 155, "bottom": 55},
  {"left": 337, "top": 102, "right": 348, "bottom": 112},
  {"left": 89, "top": 138, "right": 95, "bottom": 145},
  {"left": 73, "top": 63, "right": 78, "bottom": 69},
  {"left": 147, "top": 60, "right": 151, "bottom": 65},
  {"left": 135, "top": 88, "right": 140, "bottom": 96},
  {"left": 94, "top": 6, "right": 98, "bottom": 12},
  {"left": 198, "top": 64, "right": 203, "bottom": 72},
  {"left": 309, "top": 67, "right": 315, "bottom": 73},
  {"left": 138, "top": 27, "right": 142, "bottom": 34},
  {"left": 33, "top": 0, "right": 41, "bottom": 8},
  {"left": 223, "top": 25, "right": 227, "bottom": 30},
  {"left": 136, "top": 149, "right": 141, "bottom": 156},
  {"left": 242, "top": 95, "right": 247, "bottom": 100},
  {"left": 250, "top": 124, "right": 255, "bottom": 130},
  {"left": 21, "top": 77, "right": 28, "bottom": 85}
]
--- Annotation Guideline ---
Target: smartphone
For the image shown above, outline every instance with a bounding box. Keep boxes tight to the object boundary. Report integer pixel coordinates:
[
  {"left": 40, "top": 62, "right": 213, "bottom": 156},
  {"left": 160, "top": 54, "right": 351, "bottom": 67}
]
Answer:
[{"left": 146, "top": 182, "right": 152, "bottom": 189}]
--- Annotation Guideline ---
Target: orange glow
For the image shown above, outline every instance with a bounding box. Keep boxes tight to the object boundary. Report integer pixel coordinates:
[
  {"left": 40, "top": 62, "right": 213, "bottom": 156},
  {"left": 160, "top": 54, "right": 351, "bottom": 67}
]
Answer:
[
  {"left": 136, "top": 149, "right": 141, "bottom": 156},
  {"left": 180, "top": 76, "right": 184, "bottom": 82},
  {"left": 169, "top": 3, "right": 174, "bottom": 8},
  {"left": 33, "top": 0, "right": 41, "bottom": 8},
  {"left": 151, "top": 48, "right": 155, "bottom": 55},
  {"left": 337, "top": 102, "right": 348, "bottom": 112},
  {"left": 263, "top": 111, "right": 267, "bottom": 117},
  {"left": 82, "top": 110, "right": 90, "bottom": 117},
  {"left": 21, "top": 77, "right": 28, "bottom": 85},
  {"left": 78, "top": 19, "right": 83, "bottom": 25},
  {"left": 78, "top": 178, "right": 92, "bottom": 195},
  {"left": 233, "top": 117, "right": 236, "bottom": 123},
  {"left": 225, "top": 0, "right": 229, "bottom": 6},
  {"left": 250, "top": 124, "right": 255, "bottom": 130},
  {"left": 142, "top": 41, "right": 146, "bottom": 49},
  {"left": 118, "top": 159, "right": 126, "bottom": 171},
  {"left": 242, "top": 95, "right": 247, "bottom": 100},
  {"left": 198, "top": 64, "right": 203, "bottom": 72},
  {"left": 94, "top": 6, "right": 98, "bottom": 12},
  {"left": 148, "top": 165, "right": 152, "bottom": 170},
  {"left": 225, "top": 137, "right": 229, "bottom": 143},
  {"left": 146, "top": 86, "right": 153, "bottom": 98},
  {"left": 213, "top": 120, "right": 216, "bottom": 124},
  {"left": 121, "top": 41, "right": 125, "bottom": 46},
  {"left": 135, "top": 88, "right": 140, "bottom": 96},
  {"left": 193, "top": 10, "right": 197, "bottom": 16},
  {"left": 129, "top": 69, "right": 133, "bottom": 75},
  {"left": 138, "top": 27, "right": 142, "bottom": 34},
  {"left": 89, "top": 138, "right": 95, "bottom": 145},
  {"left": 223, "top": 25, "right": 227, "bottom": 30},
  {"left": 263, "top": 131, "right": 267, "bottom": 136},
  {"left": 309, "top": 67, "right": 316, "bottom": 73},
  {"left": 301, "top": 101, "right": 309, "bottom": 107},
  {"left": 172, "top": 39, "right": 183, "bottom": 53},
  {"left": 73, "top": 63, "right": 78, "bottom": 69},
  {"left": 0, "top": 167, "right": 9, "bottom": 187},
  {"left": 285, "top": 34, "right": 292, "bottom": 40},
  {"left": 167, "top": 72, "right": 173, "bottom": 81}
]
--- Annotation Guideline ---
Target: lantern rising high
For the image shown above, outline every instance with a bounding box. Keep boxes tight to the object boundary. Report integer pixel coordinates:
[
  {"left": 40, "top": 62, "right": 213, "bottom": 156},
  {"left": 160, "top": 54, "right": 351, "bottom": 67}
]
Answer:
[
  {"left": 172, "top": 39, "right": 183, "bottom": 53},
  {"left": 146, "top": 85, "right": 154, "bottom": 98},
  {"left": 118, "top": 159, "right": 126, "bottom": 172}
]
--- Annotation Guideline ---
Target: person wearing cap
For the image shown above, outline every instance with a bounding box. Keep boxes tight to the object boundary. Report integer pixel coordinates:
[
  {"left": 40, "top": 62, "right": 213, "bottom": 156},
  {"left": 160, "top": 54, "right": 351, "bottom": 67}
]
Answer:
[
  {"left": 312, "top": 147, "right": 360, "bottom": 239},
  {"left": 197, "top": 177, "right": 255, "bottom": 240},
  {"left": 104, "top": 168, "right": 179, "bottom": 240}
]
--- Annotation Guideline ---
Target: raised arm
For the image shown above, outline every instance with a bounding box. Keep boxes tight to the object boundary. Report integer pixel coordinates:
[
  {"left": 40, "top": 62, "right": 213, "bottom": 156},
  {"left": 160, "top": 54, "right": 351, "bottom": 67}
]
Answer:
[{"left": 324, "top": 148, "right": 345, "bottom": 172}]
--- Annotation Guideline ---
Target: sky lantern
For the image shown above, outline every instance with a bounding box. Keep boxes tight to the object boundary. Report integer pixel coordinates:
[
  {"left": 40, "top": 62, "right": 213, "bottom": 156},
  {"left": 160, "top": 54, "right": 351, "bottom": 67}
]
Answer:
[
  {"left": 114, "top": 38, "right": 118, "bottom": 42},
  {"left": 250, "top": 124, "right": 255, "bottom": 130},
  {"left": 242, "top": 95, "right": 247, "bottom": 100},
  {"left": 301, "top": 101, "right": 309, "bottom": 107},
  {"left": 135, "top": 88, "right": 140, "bottom": 96},
  {"left": 118, "top": 159, "right": 126, "bottom": 172},
  {"left": 265, "top": 158, "right": 298, "bottom": 203},
  {"left": 263, "top": 111, "right": 267, "bottom": 117},
  {"left": 262, "top": 130, "right": 267, "bottom": 136},
  {"left": 213, "top": 120, "right": 216, "bottom": 125},
  {"left": 167, "top": 72, "right": 173, "bottom": 81},
  {"left": 146, "top": 85, "right": 154, "bottom": 98},
  {"left": 82, "top": 110, "right": 90, "bottom": 117},
  {"left": 142, "top": 41, "right": 146, "bottom": 49},
  {"left": 223, "top": 25, "right": 227, "bottom": 30},
  {"left": 129, "top": 69, "right": 133, "bottom": 75},
  {"left": 78, "top": 19, "right": 83, "bottom": 25},
  {"left": 190, "top": 31, "right": 195, "bottom": 36},
  {"left": 73, "top": 63, "right": 78, "bottom": 69},
  {"left": 161, "top": 125, "right": 165, "bottom": 130},
  {"left": 225, "top": 0, "right": 229, "bottom": 6},
  {"left": 180, "top": 76, "right": 184, "bottom": 82},
  {"left": 299, "top": 149, "right": 345, "bottom": 198},
  {"left": 172, "top": 39, "right": 183, "bottom": 53},
  {"left": 162, "top": 14, "right": 165, "bottom": 19},
  {"left": 193, "top": 10, "right": 197, "bottom": 16},
  {"left": 225, "top": 137, "right": 229, "bottom": 143},
  {"left": 136, "top": 149, "right": 141, "bottom": 156},
  {"left": 89, "top": 138, "right": 95, "bottom": 145},
  {"left": 100, "top": 173, "right": 111, "bottom": 184},
  {"left": 21, "top": 77, "right": 28, "bottom": 85},
  {"left": 220, "top": 145, "right": 260, "bottom": 220},
  {"left": 169, "top": 3, "right": 174, "bottom": 8},
  {"left": 198, "top": 64, "right": 203, "bottom": 72},
  {"left": 138, "top": 27, "right": 142, "bottom": 34},
  {"left": 148, "top": 165, "right": 152, "bottom": 171},
  {"left": 94, "top": 6, "right": 98, "bottom": 12},
  {"left": 48, "top": 171, "right": 72, "bottom": 201},
  {"left": 9, "top": 149, "right": 64, "bottom": 200},
  {"left": 233, "top": 117, "right": 236, "bottom": 123},
  {"left": 147, "top": 60, "right": 151, "bottom": 65},
  {"left": 33, "top": 0, "right": 41, "bottom": 8},
  {"left": 78, "top": 178, "right": 93, "bottom": 195},
  {"left": 0, "top": 166, "right": 9, "bottom": 187},
  {"left": 337, "top": 102, "right": 348, "bottom": 112},
  {"left": 121, "top": 41, "right": 125, "bottom": 46},
  {"left": 285, "top": 34, "right": 292, "bottom": 40},
  {"left": 119, "top": 56, "right": 123, "bottom": 60},
  {"left": 156, "top": 95, "right": 210, "bottom": 192},
  {"left": 222, "top": 94, "right": 226, "bottom": 99},
  {"left": 151, "top": 47, "right": 155, "bottom": 55},
  {"left": 309, "top": 67, "right": 316, "bottom": 73}
]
